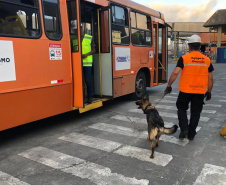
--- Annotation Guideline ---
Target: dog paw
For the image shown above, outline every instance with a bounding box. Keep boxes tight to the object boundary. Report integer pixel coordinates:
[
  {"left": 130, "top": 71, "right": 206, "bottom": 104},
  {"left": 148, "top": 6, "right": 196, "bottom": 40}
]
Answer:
[
  {"left": 156, "top": 144, "right": 158, "bottom": 147},
  {"left": 150, "top": 155, "right": 154, "bottom": 159}
]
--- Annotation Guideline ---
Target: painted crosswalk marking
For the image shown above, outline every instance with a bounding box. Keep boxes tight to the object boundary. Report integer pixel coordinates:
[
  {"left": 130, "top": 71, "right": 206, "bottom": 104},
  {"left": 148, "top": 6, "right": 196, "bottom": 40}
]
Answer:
[
  {"left": 19, "top": 147, "right": 149, "bottom": 185},
  {"left": 114, "top": 145, "right": 173, "bottom": 166},
  {"left": 127, "top": 110, "right": 210, "bottom": 122},
  {"left": 59, "top": 133, "right": 173, "bottom": 166},
  {"left": 155, "top": 105, "right": 216, "bottom": 114},
  {"left": 60, "top": 133, "right": 121, "bottom": 152},
  {"left": 194, "top": 164, "right": 226, "bottom": 185},
  {"left": 150, "top": 99, "right": 222, "bottom": 107},
  {"left": 0, "top": 171, "right": 30, "bottom": 185},
  {"left": 89, "top": 123, "right": 200, "bottom": 146},
  {"left": 218, "top": 100, "right": 226, "bottom": 103},
  {"left": 111, "top": 114, "right": 201, "bottom": 132}
]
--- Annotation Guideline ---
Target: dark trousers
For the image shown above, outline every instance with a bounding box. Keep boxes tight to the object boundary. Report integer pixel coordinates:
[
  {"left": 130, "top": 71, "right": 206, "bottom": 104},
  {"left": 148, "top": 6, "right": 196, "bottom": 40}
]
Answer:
[
  {"left": 83, "top": 67, "right": 92, "bottom": 99},
  {"left": 176, "top": 92, "right": 204, "bottom": 137}
]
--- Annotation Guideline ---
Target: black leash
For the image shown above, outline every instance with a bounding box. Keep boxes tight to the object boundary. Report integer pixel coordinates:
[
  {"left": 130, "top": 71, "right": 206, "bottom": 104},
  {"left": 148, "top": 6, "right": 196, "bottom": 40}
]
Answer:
[{"left": 153, "top": 94, "right": 167, "bottom": 108}]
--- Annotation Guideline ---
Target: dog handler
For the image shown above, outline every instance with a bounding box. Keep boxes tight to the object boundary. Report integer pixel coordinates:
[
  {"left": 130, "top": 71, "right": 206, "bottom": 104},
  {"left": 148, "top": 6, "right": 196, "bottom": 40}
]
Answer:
[{"left": 164, "top": 35, "right": 214, "bottom": 140}]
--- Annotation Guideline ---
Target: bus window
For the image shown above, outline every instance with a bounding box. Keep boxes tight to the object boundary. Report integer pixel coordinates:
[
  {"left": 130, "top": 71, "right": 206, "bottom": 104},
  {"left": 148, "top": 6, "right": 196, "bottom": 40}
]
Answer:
[
  {"left": 0, "top": 0, "right": 40, "bottom": 37},
  {"left": 67, "top": 0, "right": 78, "bottom": 52},
  {"left": 131, "top": 11, "right": 152, "bottom": 46},
  {"left": 111, "top": 5, "right": 129, "bottom": 45},
  {"left": 42, "top": 0, "right": 62, "bottom": 40}
]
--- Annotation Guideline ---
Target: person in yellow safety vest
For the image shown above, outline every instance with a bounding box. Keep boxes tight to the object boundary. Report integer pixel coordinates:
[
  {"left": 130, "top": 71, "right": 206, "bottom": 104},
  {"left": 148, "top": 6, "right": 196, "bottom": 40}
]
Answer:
[
  {"left": 81, "top": 28, "right": 96, "bottom": 104},
  {"left": 164, "top": 34, "right": 214, "bottom": 140}
]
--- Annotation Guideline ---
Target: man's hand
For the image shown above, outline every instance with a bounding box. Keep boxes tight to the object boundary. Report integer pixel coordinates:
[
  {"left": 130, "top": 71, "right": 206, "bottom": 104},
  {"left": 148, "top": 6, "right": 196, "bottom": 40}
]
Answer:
[
  {"left": 82, "top": 54, "right": 88, "bottom": 58},
  {"left": 205, "top": 92, "right": 211, "bottom": 101},
  {"left": 164, "top": 86, "right": 172, "bottom": 95}
]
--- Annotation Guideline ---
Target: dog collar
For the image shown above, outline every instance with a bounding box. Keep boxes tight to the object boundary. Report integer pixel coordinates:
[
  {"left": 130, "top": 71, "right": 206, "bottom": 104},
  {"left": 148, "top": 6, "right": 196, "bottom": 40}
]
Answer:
[{"left": 144, "top": 103, "right": 152, "bottom": 113}]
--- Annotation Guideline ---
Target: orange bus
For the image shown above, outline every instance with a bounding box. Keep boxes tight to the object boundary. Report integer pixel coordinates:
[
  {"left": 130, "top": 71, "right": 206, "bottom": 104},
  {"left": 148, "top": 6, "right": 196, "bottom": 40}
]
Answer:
[{"left": 0, "top": 0, "right": 168, "bottom": 131}]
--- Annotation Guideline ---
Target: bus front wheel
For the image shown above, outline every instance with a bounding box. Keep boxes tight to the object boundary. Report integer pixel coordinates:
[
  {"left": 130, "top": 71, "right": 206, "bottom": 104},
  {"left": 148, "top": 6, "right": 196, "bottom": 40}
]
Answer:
[{"left": 134, "top": 71, "right": 146, "bottom": 99}]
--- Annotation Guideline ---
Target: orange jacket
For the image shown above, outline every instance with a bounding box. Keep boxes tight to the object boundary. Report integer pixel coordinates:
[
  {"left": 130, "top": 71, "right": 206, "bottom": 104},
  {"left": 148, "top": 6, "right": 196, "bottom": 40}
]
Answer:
[{"left": 179, "top": 51, "right": 210, "bottom": 94}]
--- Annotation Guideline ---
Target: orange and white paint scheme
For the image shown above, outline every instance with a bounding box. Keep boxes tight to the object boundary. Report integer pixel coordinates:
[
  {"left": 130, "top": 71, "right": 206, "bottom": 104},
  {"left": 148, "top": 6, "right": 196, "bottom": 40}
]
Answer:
[{"left": 0, "top": 0, "right": 168, "bottom": 131}]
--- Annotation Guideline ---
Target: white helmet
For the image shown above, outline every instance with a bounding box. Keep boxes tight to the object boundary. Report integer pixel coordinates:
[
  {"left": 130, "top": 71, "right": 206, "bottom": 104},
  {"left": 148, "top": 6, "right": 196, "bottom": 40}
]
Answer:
[{"left": 188, "top": 35, "right": 201, "bottom": 44}]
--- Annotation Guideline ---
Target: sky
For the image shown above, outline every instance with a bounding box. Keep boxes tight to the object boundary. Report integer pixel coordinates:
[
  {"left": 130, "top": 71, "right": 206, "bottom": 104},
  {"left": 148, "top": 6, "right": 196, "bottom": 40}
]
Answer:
[{"left": 132, "top": 0, "right": 226, "bottom": 22}]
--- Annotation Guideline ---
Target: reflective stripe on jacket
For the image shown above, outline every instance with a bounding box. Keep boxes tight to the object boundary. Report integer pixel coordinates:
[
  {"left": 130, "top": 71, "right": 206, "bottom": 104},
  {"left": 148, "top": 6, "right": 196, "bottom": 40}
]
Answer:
[
  {"left": 179, "top": 51, "right": 210, "bottom": 94},
  {"left": 82, "top": 34, "right": 93, "bottom": 67}
]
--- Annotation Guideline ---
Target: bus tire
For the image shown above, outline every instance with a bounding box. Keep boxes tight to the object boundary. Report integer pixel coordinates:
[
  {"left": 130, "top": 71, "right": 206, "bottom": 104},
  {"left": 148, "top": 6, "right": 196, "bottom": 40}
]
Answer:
[{"left": 134, "top": 71, "right": 146, "bottom": 99}]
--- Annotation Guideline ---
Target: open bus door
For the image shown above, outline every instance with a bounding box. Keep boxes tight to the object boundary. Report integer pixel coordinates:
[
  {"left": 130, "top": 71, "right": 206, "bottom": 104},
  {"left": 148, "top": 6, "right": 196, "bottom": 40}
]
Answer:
[
  {"left": 93, "top": 7, "right": 113, "bottom": 98},
  {"left": 153, "top": 22, "right": 167, "bottom": 85}
]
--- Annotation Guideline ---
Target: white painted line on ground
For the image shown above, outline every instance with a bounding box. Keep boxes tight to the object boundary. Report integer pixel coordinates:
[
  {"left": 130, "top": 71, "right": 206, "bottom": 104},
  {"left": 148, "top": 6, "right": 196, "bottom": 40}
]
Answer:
[
  {"left": 152, "top": 99, "right": 222, "bottom": 108},
  {"left": 166, "top": 93, "right": 226, "bottom": 99},
  {"left": 218, "top": 100, "right": 226, "bottom": 103},
  {"left": 128, "top": 110, "right": 210, "bottom": 122},
  {"left": 60, "top": 133, "right": 121, "bottom": 152},
  {"left": 0, "top": 171, "right": 30, "bottom": 185},
  {"left": 164, "top": 96, "right": 177, "bottom": 99},
  {"left": 155, "top": 105, "right": 216, "bottom": 114},
  {"left": 111, "top": 114, "right": 147, "bottom": 124},
  {"left": 19, "top": 147, "right": 149, "bottom": 185},
  {"left": 111, "top": 114, "right": 201, "bottom": 131},
  {"left": 59, "top": 132, "right": 173, "bottom": 166},
  {"left": 89, "top": 123, "right": 141, "bottom": 138},
  {"left": 89, "top": 123, "right": 189, "bottom": 146},
  {"left": 212, "top": 95, "right": 226, "bottom": 99},
  {"left": 194, "top": 163, "right": 226, "bottom": 185},
  {"left": 159, "top": 112, "right": 210, "bottom": 122},
  {"left": 114, "top": 145, "right": 172, "bottom": 167}
]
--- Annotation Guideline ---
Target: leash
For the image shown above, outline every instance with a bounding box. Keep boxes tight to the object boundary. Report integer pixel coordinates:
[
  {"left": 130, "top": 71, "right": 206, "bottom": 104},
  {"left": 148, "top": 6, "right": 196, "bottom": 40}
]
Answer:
[{"left": 153, "top": 94, "right": 167, "bottom": 107}]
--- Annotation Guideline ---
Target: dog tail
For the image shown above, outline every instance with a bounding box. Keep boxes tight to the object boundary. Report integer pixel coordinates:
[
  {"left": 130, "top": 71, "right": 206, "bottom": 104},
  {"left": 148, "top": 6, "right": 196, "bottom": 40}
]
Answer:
[{"left": 161, "top": 125, "right": 178, "bottom": 135}]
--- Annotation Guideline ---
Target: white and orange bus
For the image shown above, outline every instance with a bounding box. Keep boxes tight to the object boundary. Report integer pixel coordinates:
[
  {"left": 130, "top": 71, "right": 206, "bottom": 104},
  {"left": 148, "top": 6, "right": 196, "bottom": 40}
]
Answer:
[{"left": 0, "top": 0, "right": 168, "bottom": 131}]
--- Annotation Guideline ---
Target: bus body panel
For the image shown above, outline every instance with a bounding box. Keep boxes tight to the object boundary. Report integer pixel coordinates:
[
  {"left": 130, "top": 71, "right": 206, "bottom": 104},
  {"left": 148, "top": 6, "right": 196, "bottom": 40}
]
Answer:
[{"left": 0, "top": 84, "right": 73, "bottom": 132}]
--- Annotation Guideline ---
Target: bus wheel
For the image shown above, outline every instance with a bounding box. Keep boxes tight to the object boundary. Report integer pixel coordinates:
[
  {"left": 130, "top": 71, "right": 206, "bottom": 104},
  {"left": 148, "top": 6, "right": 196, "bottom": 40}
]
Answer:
[{"left": 134, "top": 71, "right": 146, "bottom": 99}]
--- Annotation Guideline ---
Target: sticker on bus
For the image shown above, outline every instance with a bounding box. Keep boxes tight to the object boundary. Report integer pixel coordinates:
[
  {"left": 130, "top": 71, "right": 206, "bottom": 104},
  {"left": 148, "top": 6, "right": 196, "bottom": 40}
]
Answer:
[
  {"left": 0, "top": 40, "right": 16, "bottom": 82},
  {"left": 49, "top": 43, "right": 62, "bottom": 60},
  {"left": 115, "top": 47, "right": 131, "bottom": 71},
  {"left": 149, "top": 49, "right": 154, "bottom": 58}
]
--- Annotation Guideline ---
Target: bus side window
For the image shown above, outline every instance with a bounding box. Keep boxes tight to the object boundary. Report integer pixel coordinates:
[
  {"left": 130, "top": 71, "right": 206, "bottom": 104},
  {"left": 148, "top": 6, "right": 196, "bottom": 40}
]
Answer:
[
  {"left": 0, "top": 1, "right": 40, "bottom": 38},
  {"left": 42, "top": 0, "right": 62, "bottom": 40},
  {"left": 111, "top": 5, "right": 129, "bottom": 45},
  {"left": 131, "top": 11, "right": 152, "bottom": 47}
]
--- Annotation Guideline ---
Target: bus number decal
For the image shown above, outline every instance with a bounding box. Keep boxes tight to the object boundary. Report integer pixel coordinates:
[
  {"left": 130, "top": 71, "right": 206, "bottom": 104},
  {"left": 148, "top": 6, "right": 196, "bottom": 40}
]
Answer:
[
  {"left": 115, "top": 47, "right": 131, "bottom": 71},
  {"left": 0, "top": 41, "right": 16, "bottom": 82},
  {"left": 49, "top": 43, "right": 62, "bottom": 60}
]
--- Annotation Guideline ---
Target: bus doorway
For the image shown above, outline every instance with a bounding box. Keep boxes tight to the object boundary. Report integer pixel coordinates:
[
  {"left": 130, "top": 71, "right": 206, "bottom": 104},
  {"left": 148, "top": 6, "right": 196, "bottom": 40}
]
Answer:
[
  {"left": 67, "top": 0, "right": 113, "bottom": 109},
  {"left": 153, "top": 22, "right": 167, "bottom": 85},
  {"left": 80, "top": 1, "right": 113, "bottom": 102}
]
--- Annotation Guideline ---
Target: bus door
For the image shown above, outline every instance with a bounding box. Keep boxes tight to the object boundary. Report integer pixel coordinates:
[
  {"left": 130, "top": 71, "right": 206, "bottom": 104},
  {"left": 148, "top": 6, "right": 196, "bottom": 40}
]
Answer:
[
  {"left": 93, "top": 7, "right": 113, "bottom": 97},
  {"left": 67, "top": 0, "right": 84, "bottom": 108},
  {"left": 153, "top": 22, "right": 158, "bottom": 85},
  {"left": 158, "top": 24, "right": 167, "bottom": 84}
]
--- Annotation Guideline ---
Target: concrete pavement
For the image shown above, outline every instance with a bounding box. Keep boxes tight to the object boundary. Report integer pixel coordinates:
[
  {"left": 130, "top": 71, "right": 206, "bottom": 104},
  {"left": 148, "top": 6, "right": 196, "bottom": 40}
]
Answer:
[{"left": 0, "top": 63, "right": 225, "bottom": 185}]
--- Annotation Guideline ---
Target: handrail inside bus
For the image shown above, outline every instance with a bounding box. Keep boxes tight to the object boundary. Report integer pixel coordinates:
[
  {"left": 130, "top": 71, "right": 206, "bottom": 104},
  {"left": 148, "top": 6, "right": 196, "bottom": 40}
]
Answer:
[{"left": 97, "top": 8, "right": 103, "bottom": 97}]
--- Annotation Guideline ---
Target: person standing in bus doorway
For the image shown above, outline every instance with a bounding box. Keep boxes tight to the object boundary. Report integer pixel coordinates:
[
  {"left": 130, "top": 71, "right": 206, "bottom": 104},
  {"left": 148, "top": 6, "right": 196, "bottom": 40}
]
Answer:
[
  {"left": 164, "top": 34, "right": 214, "bottom": 140},
  {"left": 81, "top": 25, "right": 96, "bottom": 104}
]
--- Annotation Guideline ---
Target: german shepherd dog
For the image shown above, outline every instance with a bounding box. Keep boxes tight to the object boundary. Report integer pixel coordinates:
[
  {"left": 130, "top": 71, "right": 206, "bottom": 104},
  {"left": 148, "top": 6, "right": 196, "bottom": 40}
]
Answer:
[{"left": 136, "top": 95, "right": 178, "bottom": 159}]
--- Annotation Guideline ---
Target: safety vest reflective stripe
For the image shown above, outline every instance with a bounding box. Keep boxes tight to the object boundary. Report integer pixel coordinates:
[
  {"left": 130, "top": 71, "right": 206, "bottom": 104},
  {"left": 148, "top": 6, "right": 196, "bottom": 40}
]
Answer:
[
  {"left": 82, "top": 34, "right": 93, "bottom": 67},
  {"left": 179, "top": 51, "right": 210, "bottom": 94},
  {"left": 84, "top": 36, "right": 92, "bottom": 40},
  {"left": 184, "top": 64, "right": 208, "bottom": 67}
]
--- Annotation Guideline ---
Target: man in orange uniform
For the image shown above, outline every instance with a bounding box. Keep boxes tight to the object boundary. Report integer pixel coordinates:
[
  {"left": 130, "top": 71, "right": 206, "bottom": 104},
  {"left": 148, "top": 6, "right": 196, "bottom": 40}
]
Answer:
[{"left": 164, "top": 35, "right": 214, "bottom": 140}]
